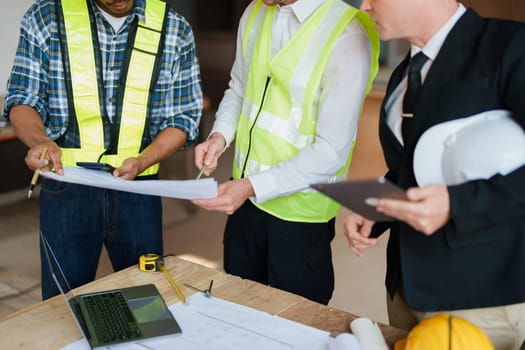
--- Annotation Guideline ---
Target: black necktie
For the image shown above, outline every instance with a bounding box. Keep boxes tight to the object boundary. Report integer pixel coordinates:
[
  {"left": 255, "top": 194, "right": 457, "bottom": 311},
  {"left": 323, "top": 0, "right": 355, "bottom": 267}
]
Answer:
[{"left": 401, "top": 52, "right": 428, "bottom": 142}]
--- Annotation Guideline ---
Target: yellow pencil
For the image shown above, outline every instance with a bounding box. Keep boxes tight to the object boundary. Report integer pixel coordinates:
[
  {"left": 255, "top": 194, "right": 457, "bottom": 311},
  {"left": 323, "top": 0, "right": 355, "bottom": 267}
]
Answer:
[
  {"left": 159, "top": 263, "right": 187, "bottom": 305},
  {"left": 195, "top": 164, "right": 207, "bottom": 180},
  {"left": 28, "top": 147, "right": 48, "bottom": 199}
]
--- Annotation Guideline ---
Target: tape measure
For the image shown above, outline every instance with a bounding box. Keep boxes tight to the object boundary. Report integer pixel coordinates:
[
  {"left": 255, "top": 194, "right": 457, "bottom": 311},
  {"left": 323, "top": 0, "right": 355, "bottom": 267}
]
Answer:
[
  {"left": 138, "top": 253, "right": 188, "bottom": 304},
  {"left": 139, "top": 253, "right": 163, "bottom": 272}
]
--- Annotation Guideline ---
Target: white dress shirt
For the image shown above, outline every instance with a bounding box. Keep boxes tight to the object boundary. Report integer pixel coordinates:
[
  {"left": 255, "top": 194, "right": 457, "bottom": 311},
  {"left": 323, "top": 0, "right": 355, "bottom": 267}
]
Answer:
[
  {"left": 385, "top": 3, "right": 466, "bottom": 144},
  {"left": 210, "top": 0, "right": 372, "bottom": 203}
]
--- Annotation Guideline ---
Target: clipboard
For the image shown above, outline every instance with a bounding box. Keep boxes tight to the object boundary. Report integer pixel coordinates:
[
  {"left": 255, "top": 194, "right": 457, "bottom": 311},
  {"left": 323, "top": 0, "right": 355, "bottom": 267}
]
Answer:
[
  {"left": 76, "top": 161, "right": 116, "bottom": 173},
  {"left": 312, "top": 177, "right": 406, "bottom": 222}
]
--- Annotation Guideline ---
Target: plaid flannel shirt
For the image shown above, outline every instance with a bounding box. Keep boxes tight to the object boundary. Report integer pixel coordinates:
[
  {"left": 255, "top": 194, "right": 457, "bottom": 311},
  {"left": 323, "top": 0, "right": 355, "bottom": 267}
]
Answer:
[{"left": 2, "top": 0, "right": 202, "bottom": 148}]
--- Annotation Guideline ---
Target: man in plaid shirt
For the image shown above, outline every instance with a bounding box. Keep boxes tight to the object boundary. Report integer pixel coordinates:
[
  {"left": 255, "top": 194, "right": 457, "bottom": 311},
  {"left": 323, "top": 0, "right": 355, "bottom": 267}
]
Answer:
[{"left": 2, "top": 0, "right": 202, "bottom": 299}]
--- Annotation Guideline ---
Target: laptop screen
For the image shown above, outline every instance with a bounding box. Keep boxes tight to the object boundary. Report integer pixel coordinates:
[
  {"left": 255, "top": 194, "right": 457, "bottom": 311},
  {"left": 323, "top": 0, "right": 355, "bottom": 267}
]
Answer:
[
  {"left": 40, "top": 231, "right": 182, "bottom": 348},
  {"left": 40, "top": 232, "right": 74, "bottom": 296},
  {"left": 40, "top": 231, "right": 91, "bottom": 339}
]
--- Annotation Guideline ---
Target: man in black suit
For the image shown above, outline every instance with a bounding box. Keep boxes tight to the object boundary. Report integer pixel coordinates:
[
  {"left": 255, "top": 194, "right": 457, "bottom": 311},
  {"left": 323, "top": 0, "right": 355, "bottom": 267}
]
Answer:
[{"left": 343, "top": 1, "right": 525, "bottom": 349}]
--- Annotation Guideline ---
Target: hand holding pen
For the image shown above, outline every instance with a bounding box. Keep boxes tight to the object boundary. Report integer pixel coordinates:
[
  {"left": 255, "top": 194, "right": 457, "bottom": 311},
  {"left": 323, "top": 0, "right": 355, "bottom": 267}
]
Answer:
[
  {"left": 193, "top": 132, "right": 227, "bottom": 178},
  {"left": 27, "top": 147, "right": 48, "bottom": 199}
]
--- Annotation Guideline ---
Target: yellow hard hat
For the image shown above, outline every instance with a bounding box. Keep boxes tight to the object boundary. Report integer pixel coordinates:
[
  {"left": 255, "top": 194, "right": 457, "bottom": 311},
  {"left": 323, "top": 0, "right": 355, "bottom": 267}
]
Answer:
[{"left": 394, "top": 313, "right": 494, "bottom": 350}]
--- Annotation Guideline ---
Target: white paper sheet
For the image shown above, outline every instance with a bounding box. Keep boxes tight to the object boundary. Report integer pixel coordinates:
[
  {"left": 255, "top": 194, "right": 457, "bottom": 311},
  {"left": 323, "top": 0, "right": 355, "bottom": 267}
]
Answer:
[
  {"left": 61, "top": 293, "right": 331, "bottom": 350},
  {"left": 59, "top": 293, "right": 388, "bottom": 350},
  {"left": 41, "top": 166, "right": 217, "bottom": 199},
  {"left": 328, "top": 333, "right": 362, "bottom": 350}
]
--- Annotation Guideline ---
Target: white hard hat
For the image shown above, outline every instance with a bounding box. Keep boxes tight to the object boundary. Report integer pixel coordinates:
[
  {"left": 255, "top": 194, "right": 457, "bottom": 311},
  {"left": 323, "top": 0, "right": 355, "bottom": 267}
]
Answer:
[{"left": 414, "top": 110, "right": 525, "bottom": 186}]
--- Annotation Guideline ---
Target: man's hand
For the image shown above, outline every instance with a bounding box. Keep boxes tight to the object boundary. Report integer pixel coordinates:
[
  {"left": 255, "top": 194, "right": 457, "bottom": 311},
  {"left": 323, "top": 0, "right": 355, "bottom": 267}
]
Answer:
[
  {"left": 26, "top": 141, "right": 63, "bottom": 176},
  {"left": 10, "top": 105, "right": 64, "bottom": 175},
  {"left": 376, "top": 184, "right": 450, "bottom": 235},
  {"left": 113, "top": 127, "right": 188, "bottom": 180},
  {"left": 194, "top": 133, "right": 226, "bottom": 176},
  {"left": 343, "top": 212, "right": 377, "bottom": 258},
  {"left": 192, "top": 178, "right": 254, "bottom": 214},
  {"left": 113, "top": 157, "right": 142, "bottom": 180}
]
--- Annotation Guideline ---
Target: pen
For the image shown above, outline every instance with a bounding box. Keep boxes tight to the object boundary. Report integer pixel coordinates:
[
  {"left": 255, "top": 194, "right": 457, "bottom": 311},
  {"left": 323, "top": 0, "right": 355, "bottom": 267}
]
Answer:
[
  {"left": 195, "top": 164, "right": 207, "bottom": 180},
  {"left": 28, "top": 147, "right": 48, "bottom": 199},
  {"left": 159, "top": 263, "right": 187, "bottom": 305},
  {"left": 184, "top": 279, "right": 213, "bottom": 298}
]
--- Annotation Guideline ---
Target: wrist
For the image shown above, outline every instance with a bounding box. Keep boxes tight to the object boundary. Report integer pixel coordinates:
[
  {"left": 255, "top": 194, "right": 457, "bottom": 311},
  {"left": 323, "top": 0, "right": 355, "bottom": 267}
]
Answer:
[
  {"left": 241, "top": 178, "right": 256, "bottom": 198},
  {"left": 208, "top": 132, "right": 227, "bottom": 151}
]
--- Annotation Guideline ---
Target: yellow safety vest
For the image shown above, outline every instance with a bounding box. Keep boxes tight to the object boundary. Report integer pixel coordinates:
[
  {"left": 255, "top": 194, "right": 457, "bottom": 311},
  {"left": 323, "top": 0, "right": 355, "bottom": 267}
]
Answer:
[
  {"left": 58, "top": 0, "right": 167, "bottom": 175},
  {"left": 234, "top": 0, "right": 379, "bottom": 222}
]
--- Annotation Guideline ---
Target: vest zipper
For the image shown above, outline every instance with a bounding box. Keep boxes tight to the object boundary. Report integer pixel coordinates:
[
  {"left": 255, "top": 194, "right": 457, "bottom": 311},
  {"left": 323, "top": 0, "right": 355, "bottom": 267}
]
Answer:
[{"left": 241, "top": 76, "right": 271, "bottom": 178}]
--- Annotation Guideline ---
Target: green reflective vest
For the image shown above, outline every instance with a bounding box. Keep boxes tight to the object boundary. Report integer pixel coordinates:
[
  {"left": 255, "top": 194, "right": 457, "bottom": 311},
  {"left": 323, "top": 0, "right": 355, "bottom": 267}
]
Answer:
[
  {"left": 58, "top": 0, "right": 167, "bottom": 175},
  {"left": 233, "top": 0, "right": 379, "bottom": 222}
]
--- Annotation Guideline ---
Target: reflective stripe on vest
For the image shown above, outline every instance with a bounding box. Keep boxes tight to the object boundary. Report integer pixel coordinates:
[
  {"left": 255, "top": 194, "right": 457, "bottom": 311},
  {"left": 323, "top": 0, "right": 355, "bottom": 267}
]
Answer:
[
  {"left": 59, "top": 0, "right": 166, "bottom": 175},
  {"left": 234, "top": 0, "right": 379, "bottom": 222}
]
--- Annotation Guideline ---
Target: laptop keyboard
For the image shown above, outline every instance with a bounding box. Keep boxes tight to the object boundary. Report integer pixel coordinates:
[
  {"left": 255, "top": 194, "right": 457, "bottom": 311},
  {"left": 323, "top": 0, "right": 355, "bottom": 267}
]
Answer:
[{"left": 83, "top": 291, "right": 143, "bottom": 343}]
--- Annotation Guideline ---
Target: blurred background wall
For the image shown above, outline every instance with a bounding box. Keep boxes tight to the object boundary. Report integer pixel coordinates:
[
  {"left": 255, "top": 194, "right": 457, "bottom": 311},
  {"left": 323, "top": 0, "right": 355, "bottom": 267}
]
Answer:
[
  {"left": 1, "top": 0, "right": 525, "bottom": 194},
  {"left": 2, "top": 0, "right": 524, "bottom": 101}
]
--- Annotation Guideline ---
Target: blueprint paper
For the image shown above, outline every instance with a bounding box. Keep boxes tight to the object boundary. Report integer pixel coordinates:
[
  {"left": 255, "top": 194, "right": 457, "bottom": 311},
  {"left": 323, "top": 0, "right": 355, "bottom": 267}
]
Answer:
[
  {"left": 61, "top": 293, "right": 331, "bottom": 350},
  {"left": 41, "top": 166, "right": 217, "bottom": 199}
]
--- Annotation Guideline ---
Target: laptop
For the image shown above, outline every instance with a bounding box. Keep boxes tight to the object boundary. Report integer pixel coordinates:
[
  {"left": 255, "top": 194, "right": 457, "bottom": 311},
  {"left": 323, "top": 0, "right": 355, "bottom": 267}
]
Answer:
[
  {"left": 312, "top": 177, "right": 407, "bottom": 222},
  {"left": 40, "top": 232, "right": 182, "bottom": 349}
]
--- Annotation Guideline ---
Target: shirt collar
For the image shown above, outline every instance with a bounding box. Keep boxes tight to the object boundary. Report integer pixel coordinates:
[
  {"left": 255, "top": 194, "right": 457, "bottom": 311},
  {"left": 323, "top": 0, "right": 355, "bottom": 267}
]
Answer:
[
  {"left": 279, "top": 0, "right": 326, "bottom": 23},
  {"left": 90, "top": 0, "right": 146, "bottom": 24},
  {"left": 411, "top": 3, "right": 466, "bottom": 61}
]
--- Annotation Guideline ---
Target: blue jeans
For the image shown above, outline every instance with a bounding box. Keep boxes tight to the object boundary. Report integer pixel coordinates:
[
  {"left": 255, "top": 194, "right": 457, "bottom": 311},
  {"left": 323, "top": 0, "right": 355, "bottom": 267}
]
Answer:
[{"left": 39, "top": 178, "right": 163, "bottom": 300}]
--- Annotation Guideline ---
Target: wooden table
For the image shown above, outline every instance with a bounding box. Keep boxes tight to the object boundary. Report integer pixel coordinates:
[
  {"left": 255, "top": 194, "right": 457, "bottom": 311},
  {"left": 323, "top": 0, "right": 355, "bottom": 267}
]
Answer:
[{"left": 0, "top": 256, "right": 407, "bottom": 349}]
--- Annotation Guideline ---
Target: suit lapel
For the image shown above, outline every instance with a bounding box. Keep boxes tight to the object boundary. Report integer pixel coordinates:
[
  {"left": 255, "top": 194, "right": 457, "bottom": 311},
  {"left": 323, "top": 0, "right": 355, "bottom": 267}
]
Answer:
[
  {"left": 380, "top": 53, "right": 410, "bottom": 148},
  {"left": 385, "top": 53, "right": 410, "bottom": 100}
]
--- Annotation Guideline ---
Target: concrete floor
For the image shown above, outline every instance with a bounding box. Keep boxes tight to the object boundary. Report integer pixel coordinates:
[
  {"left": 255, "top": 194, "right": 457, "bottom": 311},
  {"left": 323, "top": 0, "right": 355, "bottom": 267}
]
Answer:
[{"left": 0, "top": 92, "right": 391, "bottom": 325}]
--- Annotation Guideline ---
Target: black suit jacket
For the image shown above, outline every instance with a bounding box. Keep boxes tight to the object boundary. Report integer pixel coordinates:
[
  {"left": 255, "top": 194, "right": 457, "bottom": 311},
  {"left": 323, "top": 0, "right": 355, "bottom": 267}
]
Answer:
[{"left": 375, "top": 9, "right": 525, "bottom": 311}]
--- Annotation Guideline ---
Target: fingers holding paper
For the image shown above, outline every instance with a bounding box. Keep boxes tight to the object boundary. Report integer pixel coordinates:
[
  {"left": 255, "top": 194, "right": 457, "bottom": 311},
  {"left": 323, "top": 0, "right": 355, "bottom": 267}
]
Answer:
[
  {"left": 113, "top": 157, "right": 142, "bottom": 180},
  {"left": 343, "top": 213, "right": 377, "bottom": 258},
  {"left": 376, "top": 185, "right": 451, "bottom": 236},
  {"left": 192, "top": 178, "right": 254, "bottom": 215}
]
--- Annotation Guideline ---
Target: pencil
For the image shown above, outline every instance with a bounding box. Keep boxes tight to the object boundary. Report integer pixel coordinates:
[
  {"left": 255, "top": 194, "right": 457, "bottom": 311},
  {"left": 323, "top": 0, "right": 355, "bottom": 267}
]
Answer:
[
  {"left": 195, "top": 164, "right": 207, "bottom": 180},
  {"left": 27, "top": 147, "right": 48, "bottom": 199},
  {"left": 160, "top": 263, "right": 187, "bottom": 305}
]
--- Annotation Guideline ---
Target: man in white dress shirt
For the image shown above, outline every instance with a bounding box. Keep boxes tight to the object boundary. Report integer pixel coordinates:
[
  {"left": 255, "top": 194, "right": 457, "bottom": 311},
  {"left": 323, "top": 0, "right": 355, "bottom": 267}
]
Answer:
[{"left": 193, "top": 0, "right": 378, "bottom": 304}]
